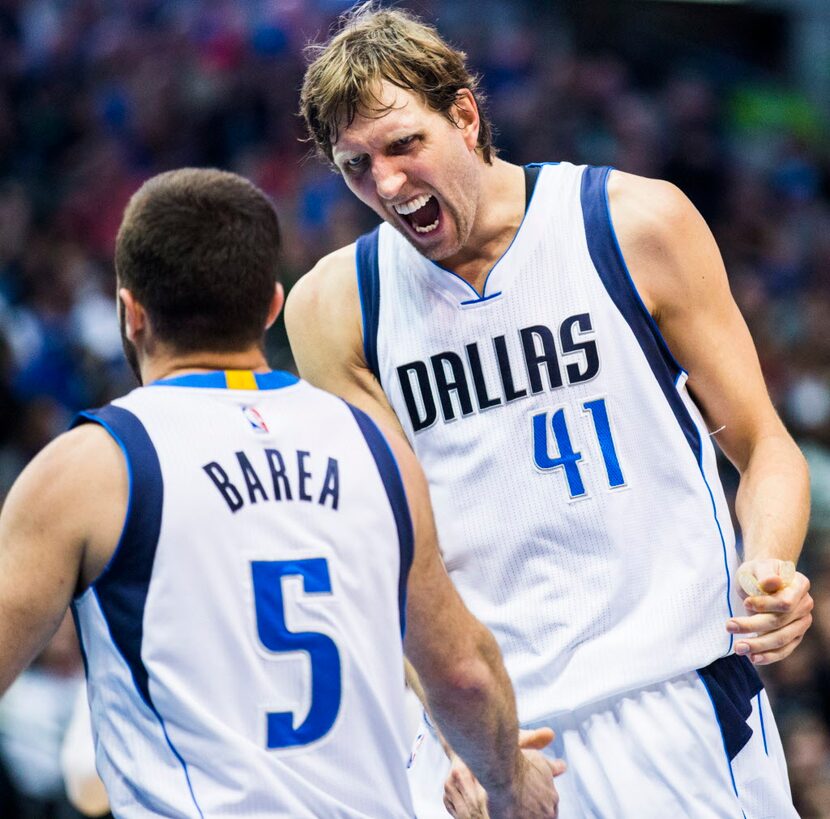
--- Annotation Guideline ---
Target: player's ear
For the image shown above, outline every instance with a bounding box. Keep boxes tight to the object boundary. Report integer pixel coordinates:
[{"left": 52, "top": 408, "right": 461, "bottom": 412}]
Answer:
[
  {"left": 118, "top": 288, "right": 147, "bottom": 341},
  {"left": 265, "top": 282, "right": 285, "bottom": 330},
  {"left": 452, "top": 89, "right": 480, "bottom": 152}
]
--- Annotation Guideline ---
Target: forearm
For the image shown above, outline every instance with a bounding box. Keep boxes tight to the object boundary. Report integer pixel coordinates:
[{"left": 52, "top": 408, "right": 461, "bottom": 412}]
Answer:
[
  {"left": 418, "top": 624, "right": 521, "bottom": 796},
  {"left": 735, "top": 433, "right": 810, "bottom": 563}
]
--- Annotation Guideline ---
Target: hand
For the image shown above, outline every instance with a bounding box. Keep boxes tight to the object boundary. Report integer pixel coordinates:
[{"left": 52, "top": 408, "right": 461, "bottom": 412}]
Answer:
[
  {"left": 727, "top": 559, "right": 813, "bottom": 665},
  {"left": 443, "top": 728, "right": 565, "bottom": 819}
]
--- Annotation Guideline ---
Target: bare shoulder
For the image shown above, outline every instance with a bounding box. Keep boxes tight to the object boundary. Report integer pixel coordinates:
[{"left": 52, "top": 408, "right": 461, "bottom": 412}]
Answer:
[
  {"left": 607, "top": 170, "right": 723, "bottom": 318},
  {"left": 285, "top": 243, "right": 360, "bottom": 335},
  {"left": 7, "top": 423, "right": 124, "bottom": 517},
  {"left": 1, "top": 421, "right": 127, "bottom": 590},
  {"left": 286, "top": 241, "right": 393, "bottom": 415}
]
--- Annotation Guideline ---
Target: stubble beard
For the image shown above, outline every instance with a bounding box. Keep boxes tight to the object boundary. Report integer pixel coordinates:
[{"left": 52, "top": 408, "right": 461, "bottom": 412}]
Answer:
[{"left": 118, "top": 299, "right": 143, "bottom": 385}]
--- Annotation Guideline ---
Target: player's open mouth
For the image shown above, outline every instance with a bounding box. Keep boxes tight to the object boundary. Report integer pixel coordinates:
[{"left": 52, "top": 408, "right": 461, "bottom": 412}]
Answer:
[{"left": 394, "top": 194, "right": 441, "bottom": 235}]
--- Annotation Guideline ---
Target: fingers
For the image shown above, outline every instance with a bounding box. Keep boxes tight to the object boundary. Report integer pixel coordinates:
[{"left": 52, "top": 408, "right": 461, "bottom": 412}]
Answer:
[
  {"left": 733, "top": 612, "right": 812, "bottom": 662},
  {"left": 748, "top": 633, "right": 805, "bottom": 666},
  {"left": 518, "top": 727, "right": 555, "bottom": 750},
  {"left": 443, "top": 764, "right": 489, "bottom": 819},
  {"left": 546, "top": 758, "right": 567, "bottom": 777},
  {"left": 742, "top": 573, "right": 810, "bottom": 615}
]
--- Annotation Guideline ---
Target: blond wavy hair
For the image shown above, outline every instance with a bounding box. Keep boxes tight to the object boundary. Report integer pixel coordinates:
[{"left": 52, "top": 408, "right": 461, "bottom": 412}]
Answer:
[{"left": 300, "top": 4, "right": 495, "bottom": 164}]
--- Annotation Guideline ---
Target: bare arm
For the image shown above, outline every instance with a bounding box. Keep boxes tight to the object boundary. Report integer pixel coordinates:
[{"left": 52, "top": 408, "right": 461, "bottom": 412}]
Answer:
[
  {"left": 610, "top": 171, "right": 812, "bottom": 664},
  {"left": 286, "top": 245, "right": 410, "bottom": 437},
  {"left": 0, "top": 425, "right": 126, "bottom": 695},
  {"left": 288, "top": 251, "right": 560, "bottom": 816},
  {"left": 387, "top": 428, "right": 559, "bottom": 818}
]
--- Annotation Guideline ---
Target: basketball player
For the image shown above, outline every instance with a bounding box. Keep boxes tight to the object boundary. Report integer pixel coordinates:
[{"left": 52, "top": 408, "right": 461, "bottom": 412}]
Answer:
[
  {"left": 0, "top": 169, "right": 563, "bottom": 818},
  {"left": 288, "top": 7, "right": 814, "bottom": 817}
]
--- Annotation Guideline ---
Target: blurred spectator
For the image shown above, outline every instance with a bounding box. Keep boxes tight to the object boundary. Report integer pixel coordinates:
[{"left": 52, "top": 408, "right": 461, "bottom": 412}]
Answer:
[{"left": 0, "top": 0, "right": 828, "bottom": 813}]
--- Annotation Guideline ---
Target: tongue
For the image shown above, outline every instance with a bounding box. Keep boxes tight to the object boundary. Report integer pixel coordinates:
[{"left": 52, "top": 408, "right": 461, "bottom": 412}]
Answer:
[{"left": 408, "top": 196, "right": 439, "bottom": 229}]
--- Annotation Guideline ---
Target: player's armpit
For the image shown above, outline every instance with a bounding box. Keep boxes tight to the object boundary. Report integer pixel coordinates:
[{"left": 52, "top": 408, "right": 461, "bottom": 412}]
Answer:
[{"left": 0, "top": 424, "right": 126, "bottom": 695}]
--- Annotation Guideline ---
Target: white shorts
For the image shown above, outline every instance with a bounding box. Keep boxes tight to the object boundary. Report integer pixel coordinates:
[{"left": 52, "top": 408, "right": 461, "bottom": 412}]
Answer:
[{"left": 407, "top": 656, "right": 796, "bottom": 818}]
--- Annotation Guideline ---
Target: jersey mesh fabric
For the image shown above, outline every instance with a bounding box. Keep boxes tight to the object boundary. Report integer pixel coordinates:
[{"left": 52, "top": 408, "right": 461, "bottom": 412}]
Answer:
[
  {"left": 370, "top": 162, "right": 741, "bottom": 723},
  {"left": 73, "top": 378, "right": 414, "bottom": 818}
]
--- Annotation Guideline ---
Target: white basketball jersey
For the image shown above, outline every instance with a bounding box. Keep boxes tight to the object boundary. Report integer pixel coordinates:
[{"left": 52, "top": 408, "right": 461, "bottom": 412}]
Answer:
[
  {"left": 357, "top": 162, "right": 743, "bottom": 724},
  {"left": 71, "top": 370, "right": 415, "bottom": 818}
]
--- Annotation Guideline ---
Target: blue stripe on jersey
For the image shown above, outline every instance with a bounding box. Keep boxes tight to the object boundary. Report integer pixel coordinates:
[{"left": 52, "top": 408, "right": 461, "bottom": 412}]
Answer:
[
  {"left": 70, "top": 605, "right": 89, "bottom": 679},
  {"left": 698, "top": 654, "right": 763, "bottom": 761},
  {"left": 151, "top": 370, "right": 299, "bottom": 390},
  {"left": 72, "top": 405, "right": 204, "bottom": 818},
  {"left": 346, "top": 404, "right": 414, "bottom": 636},
  {"left": 580, "top": 165, "right": 700, "bottom": 463},
  {"left": 356, "top": 227, "right": 382, "bottom": 385}
]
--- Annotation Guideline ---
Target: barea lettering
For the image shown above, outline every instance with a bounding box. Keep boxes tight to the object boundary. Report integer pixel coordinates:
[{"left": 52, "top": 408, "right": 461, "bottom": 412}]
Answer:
[
  {"left": 202, "top": 449, "right": 341, "bottom": 512},
  {"left": 319, "top": 458, "right": 340, "bottom": 509},
  {"left": 203, "top": 462, "right": 244, "bottom": 513}
]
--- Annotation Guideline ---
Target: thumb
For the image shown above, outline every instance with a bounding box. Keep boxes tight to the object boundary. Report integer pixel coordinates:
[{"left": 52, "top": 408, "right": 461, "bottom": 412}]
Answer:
[
  {"left": 756, "top": 559, "right": 795, "bottom": 594},
  {"left": 518, "top": 727, "right": 555, "bottom": 750},
  {"left": 545, "top": 757, "right": 567, "bottom": 777}
]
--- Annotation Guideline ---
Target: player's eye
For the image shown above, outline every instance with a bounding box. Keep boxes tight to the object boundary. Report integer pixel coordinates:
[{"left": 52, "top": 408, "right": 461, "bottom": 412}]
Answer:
[
  {"left": 391, "top": 135, "right": 417, "bottom": 152},
  {"left": 345, "top": 155, "right": 367, "bottom": 172}
]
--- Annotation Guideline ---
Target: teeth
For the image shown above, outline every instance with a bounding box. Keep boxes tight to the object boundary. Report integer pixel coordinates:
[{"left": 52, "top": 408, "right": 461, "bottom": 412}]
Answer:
[
  {"left": 394, "top": 194, "right": 432, "bottom": 215},
  {"left": 414, "top": 219, "right": 439, "bottom": 234}
]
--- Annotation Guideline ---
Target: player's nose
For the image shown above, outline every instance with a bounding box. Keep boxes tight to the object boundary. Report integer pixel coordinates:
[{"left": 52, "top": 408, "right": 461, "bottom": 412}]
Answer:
[{"left": 372, "top": 159, "right": 406, "bottom": 201}]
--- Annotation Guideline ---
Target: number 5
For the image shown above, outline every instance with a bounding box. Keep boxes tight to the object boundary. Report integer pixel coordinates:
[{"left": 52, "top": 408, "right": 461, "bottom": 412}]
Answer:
[{"left": 251, "top": 558, "right": 341, "bottom": 749}]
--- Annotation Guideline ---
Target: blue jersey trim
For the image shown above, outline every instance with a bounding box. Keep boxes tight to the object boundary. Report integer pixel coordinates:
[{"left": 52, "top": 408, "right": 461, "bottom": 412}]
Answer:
[
  {"left": 71, "top": 406, "right": 204, "bottom": 818},
  {"left": 428, "top": 163, "right": 546, "bottom": 302},
  {"left": 356, "top": 227, "right": 382, "bottom": 385},
  {"left": 346, "top": 404, "right": 414, "bottom": 637},
  {"left": 695, "top": 426, "right": 736, "bottom": 630},
  {"left": 70, "top": 604, "right": 89, "bottom": 679},
  {"left": 698, "top": 654, "right": 763, "bottom": 762},
  {"left": 460, "top": 291, "right": 503, "bottom": 306},
  {"left": 698, "top": 670, "right": 740, "bottom": 800},
  {"left": 580, "top": 165, "right": 700, "bottom": 462},
  {"left": 756, "top": 693, "right": 769, "bottom": 756},
  {"left": 151, "top": 370, "right": 299, "bottom": 390}
]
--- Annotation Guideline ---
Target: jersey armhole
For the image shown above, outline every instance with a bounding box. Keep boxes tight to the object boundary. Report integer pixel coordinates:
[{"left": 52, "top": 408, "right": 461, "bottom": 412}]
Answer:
[
  {"left": 70, "top": 405, "right": 163, "bottom": 709},
  {"left": 343, "top": 402, "right": 414, "bottom": 637},
  {"left": 355, "top": 227, "right": 382, "bottom": 387},
  {"left": 580, "top": 165, "right": 701, "bottom": 463}
]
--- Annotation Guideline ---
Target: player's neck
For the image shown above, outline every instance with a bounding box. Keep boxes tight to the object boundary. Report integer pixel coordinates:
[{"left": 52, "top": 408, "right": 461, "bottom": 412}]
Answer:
[
  {"left": 140, "top": 347, "right": 272, "bottom": 385},
  {"left": 439, "top": 159, "right": 525, "bottom": 291}
]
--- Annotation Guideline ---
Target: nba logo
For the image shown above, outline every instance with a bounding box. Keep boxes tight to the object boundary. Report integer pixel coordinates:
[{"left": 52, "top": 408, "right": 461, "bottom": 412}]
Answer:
[{"left": 243, "top": 406, "right": 269, "bottom": 434}]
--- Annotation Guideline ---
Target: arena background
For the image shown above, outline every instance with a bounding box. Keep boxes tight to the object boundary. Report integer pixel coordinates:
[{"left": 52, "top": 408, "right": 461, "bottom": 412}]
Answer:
[{"left": 0, "top": 0, "right": 828, "bottom": 816}]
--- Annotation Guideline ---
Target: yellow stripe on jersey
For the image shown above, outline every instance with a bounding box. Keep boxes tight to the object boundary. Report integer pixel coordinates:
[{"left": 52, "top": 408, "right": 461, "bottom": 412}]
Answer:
[{"left": 224, "top": 370, "right": 258, "bottom": 390}]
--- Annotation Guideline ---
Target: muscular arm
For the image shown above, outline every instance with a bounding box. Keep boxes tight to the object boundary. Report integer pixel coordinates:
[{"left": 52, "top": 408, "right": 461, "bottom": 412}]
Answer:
[
  {"left": 385, "top": 428, "right": 558, "bottom": 817},
  {"left": 286, "top": 244, "right": 409, "bottom": 438},
  {"left": 0, "top": 425, "right": 126, "bottom": 694},
  {"left": 610, "top": 171, "right": 812, "bottom": 663},
  {"left": 288, "top": 250, "right": 560, "bottom": 815}
]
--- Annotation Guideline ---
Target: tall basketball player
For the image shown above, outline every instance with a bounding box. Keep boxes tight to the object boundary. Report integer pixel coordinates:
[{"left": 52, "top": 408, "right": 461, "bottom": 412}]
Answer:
[
  {"left": 289, "top": 7, "right": 814, "bottom": 817},
  {"left": 0, "top": 169, "right": 562, "bottom": 818}
]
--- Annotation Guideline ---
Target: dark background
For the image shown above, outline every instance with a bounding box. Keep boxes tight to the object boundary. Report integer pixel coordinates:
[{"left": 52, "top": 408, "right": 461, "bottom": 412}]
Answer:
[{"left": 0, "top": 0, "right": 828, "bottom": 815}]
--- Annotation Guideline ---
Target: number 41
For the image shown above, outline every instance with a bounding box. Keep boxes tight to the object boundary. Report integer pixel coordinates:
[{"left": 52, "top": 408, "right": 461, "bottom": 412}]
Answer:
[{"left": 532, "top": 398, "right": 626, "bottom": 498}]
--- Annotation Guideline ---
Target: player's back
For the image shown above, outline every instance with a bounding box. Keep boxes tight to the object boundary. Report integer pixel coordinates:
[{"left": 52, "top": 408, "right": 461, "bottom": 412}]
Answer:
[{"left": 71, "top": 370, "right": 414, "bottom": 818}]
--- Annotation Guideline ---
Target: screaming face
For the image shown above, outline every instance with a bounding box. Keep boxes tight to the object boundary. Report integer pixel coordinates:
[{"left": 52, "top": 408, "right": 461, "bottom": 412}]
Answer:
[{"left": 332, "top": 82, "right": 483, "bottom": 264}]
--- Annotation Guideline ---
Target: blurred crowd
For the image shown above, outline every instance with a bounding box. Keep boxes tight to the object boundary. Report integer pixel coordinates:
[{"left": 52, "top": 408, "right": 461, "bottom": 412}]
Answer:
[{"left": 0, "top": 0, "right": 828, "bottom": 816}]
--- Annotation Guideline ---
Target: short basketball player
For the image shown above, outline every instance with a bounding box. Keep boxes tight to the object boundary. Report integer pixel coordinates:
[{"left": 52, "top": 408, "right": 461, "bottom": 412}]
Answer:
[
  {"left": 0, "top": 169, "right": 562, "bottom": 818},
  {"left": 288, "top": 7, "right": 814, "bottom": 817}
]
